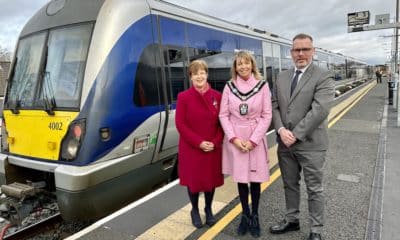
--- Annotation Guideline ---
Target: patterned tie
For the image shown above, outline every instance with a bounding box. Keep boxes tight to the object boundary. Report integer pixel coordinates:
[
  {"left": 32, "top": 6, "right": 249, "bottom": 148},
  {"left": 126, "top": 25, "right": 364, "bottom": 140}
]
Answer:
[{"left": 290, "top": 70, "right": 302, "bottom": 96}]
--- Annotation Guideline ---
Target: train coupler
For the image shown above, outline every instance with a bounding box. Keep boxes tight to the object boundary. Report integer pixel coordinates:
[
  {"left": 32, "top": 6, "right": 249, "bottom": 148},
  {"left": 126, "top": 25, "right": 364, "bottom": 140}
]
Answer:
[
  {"left": 0, "top": 181, "right": 50, "bottom": 224},
  {"left": 0, "top": 182, "right": 39, "bottom": 199}
]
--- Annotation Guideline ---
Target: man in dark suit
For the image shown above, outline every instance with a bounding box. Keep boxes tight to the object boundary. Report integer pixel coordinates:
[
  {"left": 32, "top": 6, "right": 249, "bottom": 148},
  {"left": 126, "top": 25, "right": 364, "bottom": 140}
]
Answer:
[{"left": 269, "top": 33, "right": 335, "bottom": 240}]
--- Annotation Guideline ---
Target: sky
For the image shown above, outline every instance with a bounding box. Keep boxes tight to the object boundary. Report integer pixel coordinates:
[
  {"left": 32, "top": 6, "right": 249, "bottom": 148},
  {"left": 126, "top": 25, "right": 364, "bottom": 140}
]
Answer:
[
  {"left": 0, "top": 0, "right": 395, "bottom": 65},
  {"left": 0, "top": 0, "right": 48, "bottom": 51}
]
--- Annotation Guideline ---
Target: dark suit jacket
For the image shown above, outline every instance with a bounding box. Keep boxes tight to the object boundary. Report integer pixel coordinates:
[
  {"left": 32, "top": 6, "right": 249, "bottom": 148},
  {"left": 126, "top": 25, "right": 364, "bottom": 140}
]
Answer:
[{"left": 272, "top": 64, "right": 335, "bottom": 151}]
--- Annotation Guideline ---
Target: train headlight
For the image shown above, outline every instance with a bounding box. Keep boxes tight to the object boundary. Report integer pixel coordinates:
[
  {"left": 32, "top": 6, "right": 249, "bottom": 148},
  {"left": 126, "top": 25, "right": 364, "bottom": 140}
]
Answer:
[
  {"left": 66, "top": 139, "right": 79, "bottom": 156},
  {"left": 60, "top": 119, "right": 86, "bottom": 161}
]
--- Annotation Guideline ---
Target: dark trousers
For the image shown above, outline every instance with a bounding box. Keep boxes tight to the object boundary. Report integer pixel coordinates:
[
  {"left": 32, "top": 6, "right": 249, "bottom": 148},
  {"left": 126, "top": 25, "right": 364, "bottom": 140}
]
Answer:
[{"left": 278, "top": 149, "right": 326, "bottom": 234}]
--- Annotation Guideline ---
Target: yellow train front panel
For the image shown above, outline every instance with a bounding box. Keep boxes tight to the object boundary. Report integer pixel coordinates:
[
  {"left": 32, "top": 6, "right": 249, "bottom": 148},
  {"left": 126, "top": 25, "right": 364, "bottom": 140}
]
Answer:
[{"left": 3, "top": 110, "right": 79, "bottom": 160}]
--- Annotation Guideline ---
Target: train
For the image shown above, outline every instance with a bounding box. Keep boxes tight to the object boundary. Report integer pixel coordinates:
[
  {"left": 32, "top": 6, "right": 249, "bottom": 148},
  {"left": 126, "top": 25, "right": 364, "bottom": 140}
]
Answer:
[{"left": 0, "top": 0, "right": 371, "bottom": 221}]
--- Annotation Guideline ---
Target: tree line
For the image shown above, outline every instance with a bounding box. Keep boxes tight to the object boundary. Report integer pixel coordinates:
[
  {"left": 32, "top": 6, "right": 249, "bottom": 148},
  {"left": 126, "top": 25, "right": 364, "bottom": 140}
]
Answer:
[{"left": 0, "top": 45, "right": 12, "bottom": 61}]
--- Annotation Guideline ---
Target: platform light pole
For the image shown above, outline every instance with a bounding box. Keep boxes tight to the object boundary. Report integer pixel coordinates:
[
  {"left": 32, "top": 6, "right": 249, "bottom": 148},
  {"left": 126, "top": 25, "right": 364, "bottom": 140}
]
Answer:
[{"left": 348, "top": 0, "right": 400, "bottom": 127}]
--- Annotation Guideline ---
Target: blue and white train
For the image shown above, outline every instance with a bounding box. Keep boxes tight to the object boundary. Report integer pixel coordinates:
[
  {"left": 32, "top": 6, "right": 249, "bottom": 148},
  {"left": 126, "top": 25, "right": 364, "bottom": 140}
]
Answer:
[{"left": 0, "top": 0, "right": 370, "bottom": 220}]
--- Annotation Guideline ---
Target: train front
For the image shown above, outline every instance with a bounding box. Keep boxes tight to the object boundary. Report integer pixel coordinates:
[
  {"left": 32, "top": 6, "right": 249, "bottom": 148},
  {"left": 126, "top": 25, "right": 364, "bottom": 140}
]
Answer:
[{"left": 0, "top": 0, "right": 117, "bottom": 221}]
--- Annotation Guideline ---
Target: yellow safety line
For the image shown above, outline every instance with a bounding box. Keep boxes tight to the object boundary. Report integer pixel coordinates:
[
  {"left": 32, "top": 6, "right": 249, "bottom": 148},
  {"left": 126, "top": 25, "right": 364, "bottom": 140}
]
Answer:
[
  {"left": 198, "top": 82, "right": 376, "bottom": 240},
  {"left": 198, "top": 169, "right": 281, "bottom": 240},
  {"left": 329, "top": 82, "right": 375, "bottom": 128}
]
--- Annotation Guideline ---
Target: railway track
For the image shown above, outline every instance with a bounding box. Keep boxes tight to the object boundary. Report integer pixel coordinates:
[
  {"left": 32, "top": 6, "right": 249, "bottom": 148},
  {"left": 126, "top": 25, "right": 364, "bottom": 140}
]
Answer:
[
  {"left": 0, "top": 211, "right": 90, "bottom": 240},
  {"left": 0, "top": 183, "right": 90, "bottom": 239},
  {"left": 2, "top": 213, "right": 62, "bottom": 240}
]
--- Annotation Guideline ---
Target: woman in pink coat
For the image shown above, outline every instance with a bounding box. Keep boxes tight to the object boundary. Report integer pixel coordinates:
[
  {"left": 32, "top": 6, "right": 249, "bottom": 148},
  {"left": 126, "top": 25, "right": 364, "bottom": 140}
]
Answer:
[
  {"left": 176, "top": 60, "right": 224, "bottom": 229},
  {"left": 219, "top": 51, "right": 272, "bottom": 238}
]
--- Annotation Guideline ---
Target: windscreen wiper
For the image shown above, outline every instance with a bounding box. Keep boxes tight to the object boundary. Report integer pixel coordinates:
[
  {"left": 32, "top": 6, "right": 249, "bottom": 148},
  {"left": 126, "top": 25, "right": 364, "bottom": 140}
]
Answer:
[
  {"left": 40, "top": 44, "right": 56, "bottom": 116},
  {"left": 42, "top": 71, "right": 56, "bottom": 116},
  {"left": 10, "top": 98, "right": 20, "bottom": 114},
  {"left": 43, "top": 96, "right": 56, "bottom": 116}
]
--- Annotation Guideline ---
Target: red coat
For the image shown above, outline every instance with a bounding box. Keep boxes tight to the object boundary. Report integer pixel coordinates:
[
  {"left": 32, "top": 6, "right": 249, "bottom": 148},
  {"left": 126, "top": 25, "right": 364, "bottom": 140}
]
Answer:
[{"left": 175, "top": 87, "right": 224, "bottom": 192}]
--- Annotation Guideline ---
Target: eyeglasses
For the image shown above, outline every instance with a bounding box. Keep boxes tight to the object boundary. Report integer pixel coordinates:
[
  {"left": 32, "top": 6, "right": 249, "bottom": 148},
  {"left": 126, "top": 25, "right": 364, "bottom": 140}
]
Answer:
[{"left": 291, "top": 48, "right": 313, "bottom": 53}]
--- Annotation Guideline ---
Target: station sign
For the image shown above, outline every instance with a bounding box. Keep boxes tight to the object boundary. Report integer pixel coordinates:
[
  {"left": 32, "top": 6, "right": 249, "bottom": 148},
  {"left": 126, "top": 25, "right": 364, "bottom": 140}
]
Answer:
[{"left": 348, "top": 11, "right": 370, "bottom": 26}]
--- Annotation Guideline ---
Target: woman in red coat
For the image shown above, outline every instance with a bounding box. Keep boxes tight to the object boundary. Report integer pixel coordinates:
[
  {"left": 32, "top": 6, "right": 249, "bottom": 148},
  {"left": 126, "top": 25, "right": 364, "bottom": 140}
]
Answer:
[{"left": 175, "top": 60, "right": 224, "bottom": 228}]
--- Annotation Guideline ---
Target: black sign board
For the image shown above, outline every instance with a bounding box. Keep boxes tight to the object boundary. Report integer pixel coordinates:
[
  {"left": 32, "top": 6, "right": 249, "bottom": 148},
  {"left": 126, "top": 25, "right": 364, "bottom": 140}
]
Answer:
[{"left": 348, "top": 11, "right": 370, "bottom": 26}]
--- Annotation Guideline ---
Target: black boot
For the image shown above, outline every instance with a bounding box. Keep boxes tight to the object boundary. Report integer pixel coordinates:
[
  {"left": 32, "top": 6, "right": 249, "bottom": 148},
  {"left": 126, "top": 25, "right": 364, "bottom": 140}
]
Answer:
[
  {"left": 249, "top": 214, "right": 260, "bottom": 238},
  {"left": 204, "top": 190, "right": 216, "bottom": 226},
  {"left": 204, "top": 207, "right": 216, "bottom": 226},
  {"left": 237, "top": 214, "right": 250, "bottom": 236},
  {"left": 190, "top": 209, "right": 203, "bottom": 228},
  {"left": 187, "top": 189, "right": 202, "bottom": 228}
]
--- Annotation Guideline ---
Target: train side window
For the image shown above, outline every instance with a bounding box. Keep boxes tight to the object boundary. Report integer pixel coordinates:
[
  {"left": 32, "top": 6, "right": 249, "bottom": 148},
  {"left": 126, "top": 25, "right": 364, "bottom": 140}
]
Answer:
[
  {"left": 333, "top": 56, "right": 346, "bottom": 80},
  {"left": 319, "top": 61, "right": 329, "bottom": 70},
  {"left": 264, "top": 42, "right": 275, "bottom": 90},
  {"left": 280, "top": 45, "right": 292, "bottom": 71},
  {"left": 134, "top": 44, "right": 160, "bottom": 107},
  {"left": 163, "top": 45, "right": 186, "bottom": 102},
  {"left": 159, "top": 17, "right": 187, "bottom": 102},
  {"left": 264, "top": 43, "right": 280, "bottom": 90},
  {"left": 187, "top": 48, "right": 232, "bottom": 92}
]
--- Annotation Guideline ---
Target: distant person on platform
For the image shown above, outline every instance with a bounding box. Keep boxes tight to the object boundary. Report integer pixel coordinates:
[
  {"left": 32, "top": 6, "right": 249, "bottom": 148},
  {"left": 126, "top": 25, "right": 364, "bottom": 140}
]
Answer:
[
  {"left": 219, "top": 51, "right": 272, "bottom": 238},
  {"left": 270, "top": 33, "right": 335, "bottom": 240},
  {"left": 175, "top": 60, "right": 224, "bottom": 229},
  {"left": 376, "top": 69, "right": 382, "bottom": 83}
]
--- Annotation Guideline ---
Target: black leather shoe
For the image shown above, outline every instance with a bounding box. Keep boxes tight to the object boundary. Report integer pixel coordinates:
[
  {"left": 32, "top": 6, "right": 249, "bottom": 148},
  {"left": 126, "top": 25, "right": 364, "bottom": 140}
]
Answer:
[
  {"left": 249, "top": 214, "right": 260, "bottom": 238},
  {"left": 237, "top": 214, "right": 250, "bottom": 236},
  {"left": 308, "top": 232, "right": 322, "bottom": 240},
  {"left": 204, "top": 207, "right": 216, "bottom": 226},
  {"left": 269, "top": 220, "right": 300, "bottom": 234},
  {"left": 190, "top": 209, "right": 203, "bottom": 228}
]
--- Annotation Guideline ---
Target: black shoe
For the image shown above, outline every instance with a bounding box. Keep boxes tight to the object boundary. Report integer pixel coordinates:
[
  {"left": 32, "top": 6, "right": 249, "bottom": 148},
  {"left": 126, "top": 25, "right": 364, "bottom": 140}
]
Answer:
[
  {"left": 269, "top": 219, "right": 300, "bottom": 234},
  {"left": 237, "top": 214, "right": 250, "bottom": 236},
  {"left": 308, "top": 232, "right": 322, "bottom": 240},
  {"left": 249, "top": 214, "right": 260, "bottom": 238},
  {"left": 190, "top": 209, "right": 203, "bottom": 228},
  {"left": 204, "top": 207, "right": 216, "bottom": 226}
]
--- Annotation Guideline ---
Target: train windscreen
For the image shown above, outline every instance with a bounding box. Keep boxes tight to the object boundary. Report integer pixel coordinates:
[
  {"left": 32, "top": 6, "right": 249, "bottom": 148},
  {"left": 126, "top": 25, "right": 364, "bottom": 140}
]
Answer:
[{"left": 5, "top": 23, "right": 93, "bottom": 111}]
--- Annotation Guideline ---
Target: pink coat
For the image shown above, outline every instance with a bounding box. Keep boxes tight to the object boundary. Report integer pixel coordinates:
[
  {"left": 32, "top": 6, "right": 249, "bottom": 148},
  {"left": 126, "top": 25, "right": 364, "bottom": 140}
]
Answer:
[
  {"left": 219, "top": 75, "right": 272, "bottom": 183},
  {"left": 176, "top": 87, "right": 224, "bottom": 192}
]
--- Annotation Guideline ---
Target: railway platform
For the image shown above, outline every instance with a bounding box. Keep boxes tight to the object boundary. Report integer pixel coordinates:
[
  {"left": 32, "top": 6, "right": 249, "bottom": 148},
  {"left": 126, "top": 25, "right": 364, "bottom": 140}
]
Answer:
[{"left": 66, "top": 78, "right": 399, "bottom": 240}]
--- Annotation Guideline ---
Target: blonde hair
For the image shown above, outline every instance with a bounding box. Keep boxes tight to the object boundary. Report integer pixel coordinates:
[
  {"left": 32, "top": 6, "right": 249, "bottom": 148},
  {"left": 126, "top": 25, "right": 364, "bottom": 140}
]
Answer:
[
  {"left": 231, "top": 51, "right": 262, "bottom": 80},
  {"left": 188, "top": 59, "right": 208, "bottom": 76}
]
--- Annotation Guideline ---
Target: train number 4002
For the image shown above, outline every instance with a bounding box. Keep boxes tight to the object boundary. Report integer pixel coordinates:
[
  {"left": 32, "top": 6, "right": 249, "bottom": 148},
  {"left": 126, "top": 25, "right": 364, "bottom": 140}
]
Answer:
[{"left": 48, "top": 122, "right": 63, "bottom": 131}]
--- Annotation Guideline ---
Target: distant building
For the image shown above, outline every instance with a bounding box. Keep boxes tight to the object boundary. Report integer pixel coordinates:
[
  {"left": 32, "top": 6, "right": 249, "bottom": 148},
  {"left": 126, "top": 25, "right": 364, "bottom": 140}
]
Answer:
[{"left": 0, "top": 56, "right": 10, "bottom": 97}]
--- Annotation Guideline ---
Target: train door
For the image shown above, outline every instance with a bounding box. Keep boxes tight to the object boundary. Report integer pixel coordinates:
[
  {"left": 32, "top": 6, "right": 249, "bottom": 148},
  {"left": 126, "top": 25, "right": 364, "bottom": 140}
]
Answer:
[{"left": 154, "top": 16, "right": 189, "bottom": 162}]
